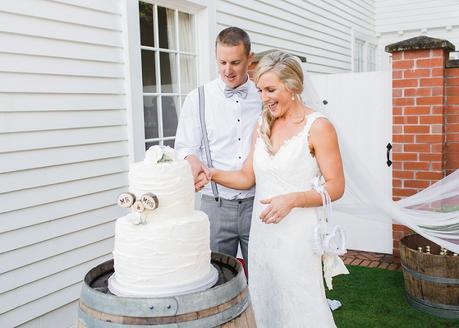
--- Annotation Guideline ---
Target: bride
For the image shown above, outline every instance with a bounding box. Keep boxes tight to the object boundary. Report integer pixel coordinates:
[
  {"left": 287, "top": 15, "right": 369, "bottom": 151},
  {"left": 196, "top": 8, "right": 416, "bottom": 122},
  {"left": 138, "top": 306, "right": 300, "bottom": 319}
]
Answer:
[{"left": 209, "top": 51, "right": 345, "bottom": 327}]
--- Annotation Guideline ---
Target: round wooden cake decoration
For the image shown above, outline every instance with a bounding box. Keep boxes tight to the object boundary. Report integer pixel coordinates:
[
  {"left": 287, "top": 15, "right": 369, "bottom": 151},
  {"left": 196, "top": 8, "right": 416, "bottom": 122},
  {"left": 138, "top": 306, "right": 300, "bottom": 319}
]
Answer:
[
  {"left": 132, "top": 200, "right": 145, "bottom": 213},
  {"left": 117, "top": 192, "right": 135, "bottom": 208},
  {"left": 141, "top": 193, "right": 159, "bottom": 210}
]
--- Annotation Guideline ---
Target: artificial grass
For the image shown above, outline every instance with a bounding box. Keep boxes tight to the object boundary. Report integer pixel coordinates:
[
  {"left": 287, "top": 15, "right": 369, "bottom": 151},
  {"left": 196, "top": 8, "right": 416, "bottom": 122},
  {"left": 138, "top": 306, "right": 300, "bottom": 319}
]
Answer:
[{"left": 326, "top": 265, "right": 459, "bottom": 328}]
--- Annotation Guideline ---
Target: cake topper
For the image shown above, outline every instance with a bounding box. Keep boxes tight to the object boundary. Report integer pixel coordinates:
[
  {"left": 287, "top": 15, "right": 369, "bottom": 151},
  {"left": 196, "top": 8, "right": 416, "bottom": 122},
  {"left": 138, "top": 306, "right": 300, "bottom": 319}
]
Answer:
[
  {"left": 117, "top": 192, "right": 135, "bottom": 208},
  {"left": 117, "top": 192, "right": 160, "bottom": 225},
  {"left": 140, "top": 193, "right": 159, "bottom": 210}
]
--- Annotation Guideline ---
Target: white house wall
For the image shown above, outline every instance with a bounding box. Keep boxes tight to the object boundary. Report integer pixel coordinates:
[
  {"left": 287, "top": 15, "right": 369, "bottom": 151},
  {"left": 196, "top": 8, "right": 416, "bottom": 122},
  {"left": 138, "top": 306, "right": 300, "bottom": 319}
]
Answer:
[
  {"left": 0, "top": 0, "right": 129, "bottom": 326},
  {"left": 0, "top": 0, "right": 385, "bottom": 326},
  {"left": 216, "top": 0, "right": 376, "bottom": 74},
  {"left": 376, "top": 0, "right": 459, "bottom": 70}
]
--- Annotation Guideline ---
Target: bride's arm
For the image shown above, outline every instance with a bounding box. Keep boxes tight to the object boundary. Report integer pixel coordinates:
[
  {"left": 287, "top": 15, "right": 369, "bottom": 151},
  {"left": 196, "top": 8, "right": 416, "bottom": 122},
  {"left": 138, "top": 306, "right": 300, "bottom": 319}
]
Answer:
[
  {"left": 209, "top": 125, "right": 258, "bottom": 190},
  {"left": 260, "top": 118, "right": 344, "bottom": 223},
  {"left": 296, "top": 117, "right": 345, "bottom": 205}
]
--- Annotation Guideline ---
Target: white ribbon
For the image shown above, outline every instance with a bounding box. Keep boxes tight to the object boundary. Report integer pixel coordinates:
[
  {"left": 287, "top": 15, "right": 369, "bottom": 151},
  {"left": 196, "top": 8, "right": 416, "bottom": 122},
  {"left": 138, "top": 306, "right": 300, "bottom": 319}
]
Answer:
[{"left": 312, "top": 176, "right": 349, "bottom": 290}]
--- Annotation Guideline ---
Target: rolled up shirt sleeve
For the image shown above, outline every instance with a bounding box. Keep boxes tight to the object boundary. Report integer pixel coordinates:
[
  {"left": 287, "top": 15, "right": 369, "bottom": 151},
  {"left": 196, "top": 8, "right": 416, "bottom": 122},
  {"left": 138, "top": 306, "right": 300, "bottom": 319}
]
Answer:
[{"left": 175, "top": 89, "right": 203, "bottom": 160}]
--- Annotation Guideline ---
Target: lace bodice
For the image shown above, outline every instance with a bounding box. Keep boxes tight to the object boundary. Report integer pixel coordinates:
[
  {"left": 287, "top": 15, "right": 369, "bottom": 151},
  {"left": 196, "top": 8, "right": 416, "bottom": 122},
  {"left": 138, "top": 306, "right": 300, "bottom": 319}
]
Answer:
[{"left": 253, "top": 112, "right": 324, "bottom": 198}]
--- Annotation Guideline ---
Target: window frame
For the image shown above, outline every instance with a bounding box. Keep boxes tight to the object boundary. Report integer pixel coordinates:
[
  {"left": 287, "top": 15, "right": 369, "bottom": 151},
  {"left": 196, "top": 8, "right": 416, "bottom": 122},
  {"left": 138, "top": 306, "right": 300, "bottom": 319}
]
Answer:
[
  {"left": 351, "top": 29, "right": 378, "bottom": 73},
  {"left": 123, "top": 0, "right": 216, "bottom": 161}
]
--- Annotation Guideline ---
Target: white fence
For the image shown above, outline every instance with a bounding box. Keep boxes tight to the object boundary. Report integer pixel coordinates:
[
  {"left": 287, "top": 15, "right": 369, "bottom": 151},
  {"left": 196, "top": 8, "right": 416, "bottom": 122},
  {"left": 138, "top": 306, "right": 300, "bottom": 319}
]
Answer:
[{"left": 310, "top": 71, "right": 393, "bottom": 254}]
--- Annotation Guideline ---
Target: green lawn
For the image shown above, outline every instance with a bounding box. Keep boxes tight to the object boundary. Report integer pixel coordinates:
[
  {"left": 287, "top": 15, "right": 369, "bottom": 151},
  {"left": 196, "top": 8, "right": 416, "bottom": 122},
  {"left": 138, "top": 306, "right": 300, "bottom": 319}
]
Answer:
[{"left": 326, "top": 265, "right": 459, "bottom": 328}]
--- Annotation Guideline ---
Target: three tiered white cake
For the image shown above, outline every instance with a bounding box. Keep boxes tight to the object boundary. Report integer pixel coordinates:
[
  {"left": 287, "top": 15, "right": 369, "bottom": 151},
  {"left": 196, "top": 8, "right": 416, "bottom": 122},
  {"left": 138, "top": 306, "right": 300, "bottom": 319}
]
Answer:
[{"left": 108, "top": 146, "right": 218, "bottom": 297}]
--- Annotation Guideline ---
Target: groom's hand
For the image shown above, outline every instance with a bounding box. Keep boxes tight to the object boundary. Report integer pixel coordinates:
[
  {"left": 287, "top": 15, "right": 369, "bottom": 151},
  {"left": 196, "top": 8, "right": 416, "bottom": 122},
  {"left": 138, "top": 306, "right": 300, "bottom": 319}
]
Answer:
[
  {"left": 195, "top": 170, "right": 210, "bottom": 192},
  {"left": 259, "top": 194, "right": 296, "bottom": 224},
  {"left": 184, "top": 155, "right": 212, "bottom": 192},
  {"left": 185, "top": 154, "right": 204, "bottom": 180}
]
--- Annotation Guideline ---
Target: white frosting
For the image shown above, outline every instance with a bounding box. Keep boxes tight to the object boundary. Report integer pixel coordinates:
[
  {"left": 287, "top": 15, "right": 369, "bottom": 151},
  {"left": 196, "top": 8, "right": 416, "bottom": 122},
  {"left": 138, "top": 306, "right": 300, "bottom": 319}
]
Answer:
[
  {"left": 112, "top": 211, "right": 214, "bottom": 294},
  {"left": 128, "top": 157, "right": 195, "bottom": 220},
  {"left": 109, "top": 149, "right": 217, "bottom": 297}
]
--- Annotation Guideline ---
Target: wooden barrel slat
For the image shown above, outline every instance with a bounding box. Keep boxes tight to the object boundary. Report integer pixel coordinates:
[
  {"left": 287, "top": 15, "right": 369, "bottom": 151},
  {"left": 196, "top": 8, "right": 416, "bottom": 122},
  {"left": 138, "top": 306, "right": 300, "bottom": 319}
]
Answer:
[
  {"left": 78, "top": 252, "right": 257, "bottom": 327},
  {"left": 400, "top": 234, "right": 459, "bottom": 319}
]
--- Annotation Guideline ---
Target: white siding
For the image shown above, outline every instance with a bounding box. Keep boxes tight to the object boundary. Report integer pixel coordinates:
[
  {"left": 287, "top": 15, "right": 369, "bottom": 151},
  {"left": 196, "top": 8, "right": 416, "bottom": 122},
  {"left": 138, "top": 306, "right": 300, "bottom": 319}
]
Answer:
[
  {"left": 0, "top": 0, "right": 129, "bottom": 326},
  {"left": 376, "top": 0, "right": 459, "bottom": 70},
  {"left": 216, "top": 0, "right": 376, "bottom": 74}
]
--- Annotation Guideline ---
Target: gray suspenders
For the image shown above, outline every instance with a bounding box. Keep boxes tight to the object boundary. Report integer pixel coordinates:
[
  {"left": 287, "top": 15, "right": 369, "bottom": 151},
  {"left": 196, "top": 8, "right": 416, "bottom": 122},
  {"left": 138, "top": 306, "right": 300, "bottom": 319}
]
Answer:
[{"left": 198, "top": 86, "right": 219, "bottom": 201}]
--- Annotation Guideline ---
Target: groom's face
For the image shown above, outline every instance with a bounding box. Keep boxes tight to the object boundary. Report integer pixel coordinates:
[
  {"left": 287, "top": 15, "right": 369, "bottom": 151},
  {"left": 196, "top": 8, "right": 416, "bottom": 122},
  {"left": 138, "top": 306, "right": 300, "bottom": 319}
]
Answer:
[{"left": 216, "top": 42, "right": 252, "bottom": 89}]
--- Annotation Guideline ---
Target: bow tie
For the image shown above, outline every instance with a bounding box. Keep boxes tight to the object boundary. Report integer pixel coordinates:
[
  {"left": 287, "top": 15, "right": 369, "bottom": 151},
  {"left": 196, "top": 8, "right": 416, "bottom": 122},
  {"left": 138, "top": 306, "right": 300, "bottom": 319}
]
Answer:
[{"left": 224, "top": 85, "right": 248, "bottom": 99}]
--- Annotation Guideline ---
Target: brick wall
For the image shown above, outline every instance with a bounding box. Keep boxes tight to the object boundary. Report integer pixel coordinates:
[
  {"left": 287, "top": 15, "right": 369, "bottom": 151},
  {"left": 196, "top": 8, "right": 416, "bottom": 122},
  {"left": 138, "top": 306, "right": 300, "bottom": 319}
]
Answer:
[
  {"left": 386, "top": 36, "right": 456, "bottom": 256},
  {"left": 446, "top": 66, "right": 459, "bottom": 175},
  {"left": 391, "top": 48, "right": 448, "bottom": 202}
]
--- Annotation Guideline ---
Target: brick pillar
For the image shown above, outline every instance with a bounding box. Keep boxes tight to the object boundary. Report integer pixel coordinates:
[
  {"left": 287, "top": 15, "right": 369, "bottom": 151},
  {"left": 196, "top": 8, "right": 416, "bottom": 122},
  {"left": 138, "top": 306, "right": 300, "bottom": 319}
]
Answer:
[
  {"left": 385, "top": 36, "right": 455, "bottom": 257},
  {"left": 446, "top": 61, "right": 459, "bottom": 175}
]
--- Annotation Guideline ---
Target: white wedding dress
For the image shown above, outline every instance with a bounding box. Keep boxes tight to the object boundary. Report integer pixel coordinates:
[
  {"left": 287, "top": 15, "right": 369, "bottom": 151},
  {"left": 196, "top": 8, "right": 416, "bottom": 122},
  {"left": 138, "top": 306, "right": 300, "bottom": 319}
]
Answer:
[{"left": 248, "top": 112, "right": 337, "bottom": 328}]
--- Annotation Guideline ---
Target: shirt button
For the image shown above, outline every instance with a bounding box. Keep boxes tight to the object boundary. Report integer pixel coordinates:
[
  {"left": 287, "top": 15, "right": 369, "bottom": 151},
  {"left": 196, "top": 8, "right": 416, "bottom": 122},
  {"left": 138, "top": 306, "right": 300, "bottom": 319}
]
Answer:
[
  {"left": 237, "top": 119, "right": 240, "bottom": 122},
  {"left": 238, "top": 200, "right": 242, "bottom": 204},
  {"left": 236, "top": 100, "right": 239, "bottom": 103},
  {"left": 238, "top": 156, "right": 242, "bottom": 159},
  {"left": 238, "top": 138, "right": 241, "bottom": 141}
]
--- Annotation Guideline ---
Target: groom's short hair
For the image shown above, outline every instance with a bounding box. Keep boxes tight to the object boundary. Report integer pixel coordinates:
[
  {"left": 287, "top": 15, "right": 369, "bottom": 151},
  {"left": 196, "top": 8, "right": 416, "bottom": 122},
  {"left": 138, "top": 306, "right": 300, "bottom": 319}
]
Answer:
[{"left": 215, "top": 27, "right": 251, "bottom": 56}]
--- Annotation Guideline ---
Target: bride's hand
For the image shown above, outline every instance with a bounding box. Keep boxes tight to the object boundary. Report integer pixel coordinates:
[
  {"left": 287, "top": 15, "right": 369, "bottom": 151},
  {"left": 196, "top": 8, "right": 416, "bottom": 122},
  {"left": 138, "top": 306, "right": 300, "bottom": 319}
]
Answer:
[{"left": 259, "top": 194, "right": 296, "bottom": 224}]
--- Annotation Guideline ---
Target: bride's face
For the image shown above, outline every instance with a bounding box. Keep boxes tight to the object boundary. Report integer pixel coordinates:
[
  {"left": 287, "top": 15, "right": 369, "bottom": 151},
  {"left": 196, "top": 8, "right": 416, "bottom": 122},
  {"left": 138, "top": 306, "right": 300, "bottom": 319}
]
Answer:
[{"left": 257, "top": 71, "right": 292, "bottom": 118}]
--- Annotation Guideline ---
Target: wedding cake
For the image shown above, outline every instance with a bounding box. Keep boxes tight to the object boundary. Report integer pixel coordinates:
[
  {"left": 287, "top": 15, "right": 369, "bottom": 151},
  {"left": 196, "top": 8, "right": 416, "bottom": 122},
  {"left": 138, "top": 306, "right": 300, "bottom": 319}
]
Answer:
[{"left": 108, "top": 146, "right": 218, "bottom": 297}]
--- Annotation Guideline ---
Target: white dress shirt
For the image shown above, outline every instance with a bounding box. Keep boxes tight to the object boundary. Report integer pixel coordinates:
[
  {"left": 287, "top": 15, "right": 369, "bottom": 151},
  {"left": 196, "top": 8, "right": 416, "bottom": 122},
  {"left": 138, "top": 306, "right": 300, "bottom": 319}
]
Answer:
[{"left": 175, "top": 77, "right": 262, "bottom": 199}]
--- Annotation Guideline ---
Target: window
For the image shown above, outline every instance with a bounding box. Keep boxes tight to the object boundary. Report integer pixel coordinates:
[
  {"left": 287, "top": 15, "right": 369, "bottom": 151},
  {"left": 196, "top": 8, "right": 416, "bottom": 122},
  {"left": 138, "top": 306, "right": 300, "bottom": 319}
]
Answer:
[
  {"left": 138, "top": 1, "right": 197, "bottom": 150},
  {"left": 367, "top": 44, "right": 376, "bottom": 72},
  {"left": 352, "top": 31, "right": 377, "bottom": 72},
  {"left": 353, "top": 39, "right": 365, "bottom": 72}
]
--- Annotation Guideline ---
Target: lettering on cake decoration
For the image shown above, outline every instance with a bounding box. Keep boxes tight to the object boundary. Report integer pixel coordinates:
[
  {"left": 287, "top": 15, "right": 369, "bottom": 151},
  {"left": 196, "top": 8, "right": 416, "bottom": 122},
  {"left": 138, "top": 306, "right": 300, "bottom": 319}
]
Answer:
[
  {"left": 141, "top": 193, "right": 159, "bottom": 210},
  {"left": 117, "top": 192, "right": 136, "bottom": 208},
  {"left": 116, "top": 192, "right": 160, "bottom": 225}
]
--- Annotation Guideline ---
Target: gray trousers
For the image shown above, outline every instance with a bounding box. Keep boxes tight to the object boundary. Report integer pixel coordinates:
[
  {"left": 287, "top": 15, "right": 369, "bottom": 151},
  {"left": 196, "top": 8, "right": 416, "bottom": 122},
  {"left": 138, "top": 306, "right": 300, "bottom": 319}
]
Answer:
[{"left": 200, "top": 195, "right": 253, "bottom": 271}]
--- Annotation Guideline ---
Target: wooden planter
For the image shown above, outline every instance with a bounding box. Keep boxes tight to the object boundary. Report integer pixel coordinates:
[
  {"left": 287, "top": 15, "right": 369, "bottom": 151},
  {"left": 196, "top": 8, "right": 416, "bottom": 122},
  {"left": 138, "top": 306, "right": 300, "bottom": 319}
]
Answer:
[
  {"left": 77, "top": 252, "right": 256, "bottom": 327},
  {"left": 400, "top": 234, "right": 459, "bottom": 319}
]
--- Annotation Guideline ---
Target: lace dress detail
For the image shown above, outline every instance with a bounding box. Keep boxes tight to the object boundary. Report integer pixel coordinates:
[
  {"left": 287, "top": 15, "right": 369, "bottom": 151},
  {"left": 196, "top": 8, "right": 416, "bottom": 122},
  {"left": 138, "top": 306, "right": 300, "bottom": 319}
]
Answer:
[{"left": 249, "top": 112, "right": 337, "bottom": 328}]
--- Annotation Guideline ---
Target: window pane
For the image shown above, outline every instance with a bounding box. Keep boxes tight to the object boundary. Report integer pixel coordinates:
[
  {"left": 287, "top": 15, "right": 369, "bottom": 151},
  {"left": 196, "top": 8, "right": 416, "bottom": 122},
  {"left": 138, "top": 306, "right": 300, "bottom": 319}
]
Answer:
[
  {"left": 160, "top": 52, "right": 178, "bottom": 93},
  {"left": 158, "top": 6, "right": 176, "bottom": 50},
  {"left": 164, "top": 139, "right": 175, "bottom": 148},
  {"left": 141, "top": 50, "right": 156, "bottom": 93},
  {"left": 144, "top": 96, "right": 159, "bottom": 139},
  {"left": 139, "top": 2, "right": 154, "bottom": 47},
  {"left": 180, "top": 55, "right": 196, "bottom": 94},
  {"left": 145, "top": 140, "right": 159, "bottom": 151},
  {"left": 354, "top": 39, "right": 364, "bottom": 72},
  {"left": 162, "top": 96, "right": 179, "bottom": 137},
  {"left": 179, "top": 12, "right": 194, "bottom": 52},
  {"left": 368, "top": 44, "right": 376, "bottom": 72}
]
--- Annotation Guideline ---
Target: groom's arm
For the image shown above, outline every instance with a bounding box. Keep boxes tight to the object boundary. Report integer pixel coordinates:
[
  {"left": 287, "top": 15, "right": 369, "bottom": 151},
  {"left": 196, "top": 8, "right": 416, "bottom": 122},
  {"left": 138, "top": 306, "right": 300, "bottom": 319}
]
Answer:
[{"left": 175, "top": 90, "right": 205, "bottom": 181}]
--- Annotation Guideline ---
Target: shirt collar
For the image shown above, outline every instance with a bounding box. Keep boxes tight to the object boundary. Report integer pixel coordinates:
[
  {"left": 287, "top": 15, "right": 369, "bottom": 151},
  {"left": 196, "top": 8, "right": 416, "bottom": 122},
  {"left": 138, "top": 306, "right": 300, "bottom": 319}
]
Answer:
[{"left": 217, "top": 74, "right": 251, "bottom": 92}]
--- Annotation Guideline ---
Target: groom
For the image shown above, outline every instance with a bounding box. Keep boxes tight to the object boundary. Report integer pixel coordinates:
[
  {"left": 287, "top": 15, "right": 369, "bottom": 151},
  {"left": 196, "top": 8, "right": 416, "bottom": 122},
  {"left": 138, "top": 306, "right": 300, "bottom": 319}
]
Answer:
[{"left": 175, "top": 27, "right": 261, "bottom": 269}]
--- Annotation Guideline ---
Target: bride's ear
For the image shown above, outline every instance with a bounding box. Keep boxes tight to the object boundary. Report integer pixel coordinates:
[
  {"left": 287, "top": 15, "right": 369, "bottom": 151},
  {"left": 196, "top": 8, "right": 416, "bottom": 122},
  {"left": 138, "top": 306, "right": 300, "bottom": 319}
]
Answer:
[{"left": 283, "top": 86, "right": 295, "bottom": 100}]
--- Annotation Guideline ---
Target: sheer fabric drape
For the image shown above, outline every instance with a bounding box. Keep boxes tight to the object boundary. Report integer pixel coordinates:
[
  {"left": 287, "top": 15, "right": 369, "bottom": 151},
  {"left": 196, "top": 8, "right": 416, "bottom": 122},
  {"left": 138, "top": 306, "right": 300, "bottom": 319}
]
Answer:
[
  {"left": 300, "top": 63, "right": 459, "bottom": 253},
  {"left": 166, "top": 10, "right": 195, "bottom": 116},
  {"left": 166, "top": 9, "right": 178, "bottom": 108}
]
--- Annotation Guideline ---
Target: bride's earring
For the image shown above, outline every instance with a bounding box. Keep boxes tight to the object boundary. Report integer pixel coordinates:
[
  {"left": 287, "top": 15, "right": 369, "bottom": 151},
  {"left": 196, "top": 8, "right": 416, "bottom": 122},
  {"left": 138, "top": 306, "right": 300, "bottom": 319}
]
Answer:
[{"left": 291, "top": 94, "right": 295, "bottom": 101}]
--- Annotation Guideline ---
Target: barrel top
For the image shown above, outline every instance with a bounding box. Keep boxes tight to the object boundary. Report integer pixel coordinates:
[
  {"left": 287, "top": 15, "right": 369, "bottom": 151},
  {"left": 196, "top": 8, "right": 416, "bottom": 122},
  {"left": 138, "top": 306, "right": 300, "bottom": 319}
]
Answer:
[
  {"left": 80, "top": 252, "right": 248, "bottom": 317},
  {"left": 400, "top": 234, "right": 459, "bottom": 280},
  {"left": 401, "top": 234, "right": 459, "bottom": 257}
]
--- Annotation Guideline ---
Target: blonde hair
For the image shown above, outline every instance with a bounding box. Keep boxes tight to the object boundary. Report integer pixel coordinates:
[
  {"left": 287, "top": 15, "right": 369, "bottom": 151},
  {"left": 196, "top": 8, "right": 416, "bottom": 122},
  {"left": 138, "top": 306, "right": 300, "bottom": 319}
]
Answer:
[{"left": 254, "top": 51, "right": 304, "bottom": 155}]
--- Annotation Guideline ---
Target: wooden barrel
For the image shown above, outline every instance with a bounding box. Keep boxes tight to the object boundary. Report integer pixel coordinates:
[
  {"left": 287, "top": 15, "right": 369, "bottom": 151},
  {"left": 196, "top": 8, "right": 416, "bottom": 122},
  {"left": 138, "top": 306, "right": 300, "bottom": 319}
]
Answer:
[
  {"left": 77, "top": 252, "right": 256, "bottom": 327},
  {"left": 400, "top": 234, "right": 459, "bottom": 319}
]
